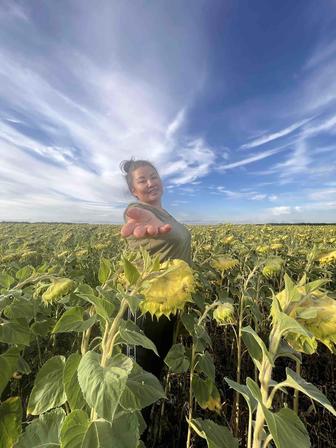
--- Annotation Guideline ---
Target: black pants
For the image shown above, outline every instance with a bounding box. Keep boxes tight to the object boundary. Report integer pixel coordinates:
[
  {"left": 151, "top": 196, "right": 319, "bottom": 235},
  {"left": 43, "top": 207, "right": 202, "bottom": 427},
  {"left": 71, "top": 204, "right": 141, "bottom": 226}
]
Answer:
[{"left": 136, "top": 313, "right": 177, "bottom": 378}]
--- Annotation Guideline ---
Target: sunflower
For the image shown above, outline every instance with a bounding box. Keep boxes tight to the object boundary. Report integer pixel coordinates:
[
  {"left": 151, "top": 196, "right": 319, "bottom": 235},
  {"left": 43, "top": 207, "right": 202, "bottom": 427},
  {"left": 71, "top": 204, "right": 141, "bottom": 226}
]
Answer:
[
  {"left": 256, "top": 245, "right": 269, "bottom": 255},
  {"left": 318, "top": 250, "right": 336, "bottom": 266},
  {"left": 272, "top": 275, "right": 336, "bottom": 354},
  {"left": 213, "top": 302, "right": 235, "bottom": 325},
  {"left": 262, "top": 257, "right": 284, "bottom": 279},
  {"left": 42, "top": 278, "right": 76, "bottom": 304},
  {"left": 222, "top": 236, "right": 234, "bottom": 245},
  {"left": 211, "top": 256, "right": 239, "bottom": 272},
  {"left": 270, "top": 243, "right": 283, "bottom": 250},
  {"left": 139, "top": 259, "right": 194, "bottom": 318}
]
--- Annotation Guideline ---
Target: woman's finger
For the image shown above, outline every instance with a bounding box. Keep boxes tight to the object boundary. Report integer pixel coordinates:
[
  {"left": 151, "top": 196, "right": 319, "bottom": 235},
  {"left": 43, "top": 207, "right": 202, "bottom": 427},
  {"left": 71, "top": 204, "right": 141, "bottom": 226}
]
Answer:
[
  {"left": 158, "top": 224, "right": 172, "bottom": 234},
  {"left": 120, "top": 221, "right": 136, "bottom": 237},
  {"left": 146, "top": 224, "right": 158, "bottom": 236},
  {"left": 133, "top": 225, "right": 147, "bottom": 238}
]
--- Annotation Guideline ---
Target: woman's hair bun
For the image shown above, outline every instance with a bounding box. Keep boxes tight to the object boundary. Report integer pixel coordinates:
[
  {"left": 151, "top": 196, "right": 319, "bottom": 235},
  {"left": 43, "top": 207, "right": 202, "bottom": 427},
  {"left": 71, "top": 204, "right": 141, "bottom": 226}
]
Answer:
[{"left": 120, "top": 159, "right": 134, "bottom": 175}]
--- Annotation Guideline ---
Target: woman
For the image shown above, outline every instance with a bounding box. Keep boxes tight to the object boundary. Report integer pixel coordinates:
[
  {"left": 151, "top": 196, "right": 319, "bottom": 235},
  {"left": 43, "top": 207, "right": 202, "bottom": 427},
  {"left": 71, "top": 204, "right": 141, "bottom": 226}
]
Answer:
[{"left": 120, "top": 159, "right": 192, "bottom": 378}]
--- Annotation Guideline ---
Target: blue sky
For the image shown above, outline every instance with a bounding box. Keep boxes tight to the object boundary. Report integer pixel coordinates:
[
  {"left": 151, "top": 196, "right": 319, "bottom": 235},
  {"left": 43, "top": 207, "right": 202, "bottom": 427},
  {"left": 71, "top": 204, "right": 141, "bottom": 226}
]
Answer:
[{"left": 1, "top": 0, "right": 336, "bottom": 224}]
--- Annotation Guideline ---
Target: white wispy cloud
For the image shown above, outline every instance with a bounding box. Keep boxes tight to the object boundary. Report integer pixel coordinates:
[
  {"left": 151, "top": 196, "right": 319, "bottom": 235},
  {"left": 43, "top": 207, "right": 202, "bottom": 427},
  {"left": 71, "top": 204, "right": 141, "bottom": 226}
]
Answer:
[
  {"left": 216, "top": 187, "right": 276, "bottom": 202},
  {"left": 304, "top": 38, "right": 336, "bottom": 70},
  {"left": 269, "top": 202, "right": 336, "bottom": 218},
  {"left": 275, "top": 140, "right": 311, "bottom": 179},
  {"left": 308, "top": 188, "right": 336, "bottom": 201},
  {"left": 240, "top": 117, "right": 312, "bottom": 150},
  {"left": 270, "top": 206, "right": 292, "bottom": 216},
  {"left": 217, "top": 147, "right": 282, "bottom": 171}
]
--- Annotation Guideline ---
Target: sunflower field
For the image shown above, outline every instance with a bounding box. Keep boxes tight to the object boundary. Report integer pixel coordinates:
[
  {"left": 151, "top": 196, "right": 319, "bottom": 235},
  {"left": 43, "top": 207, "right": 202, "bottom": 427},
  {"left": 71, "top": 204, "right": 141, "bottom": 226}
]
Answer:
[{"left": 0, "top": 222, "right": 335, "bottom": 448}]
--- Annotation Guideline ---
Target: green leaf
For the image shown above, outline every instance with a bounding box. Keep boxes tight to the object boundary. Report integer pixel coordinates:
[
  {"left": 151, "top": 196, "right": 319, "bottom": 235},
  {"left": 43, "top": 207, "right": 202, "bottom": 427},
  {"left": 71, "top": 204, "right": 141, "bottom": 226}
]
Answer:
[
  {"left": 0, "top": 347, "right": 20, "bottom": 396},
  {"left": 164, "top": 343, "right": 190, "bottom": 373},
  {"left": 77, "top": 288, "right": 115, "bottom": 321},
  {"left": 122, "top": 257, "right": 140, "bottom": 286},
  {"left": 181, "top": 311, "right": 198, "bottom": 336},
  {"left": 189, "top": 418, "right": 239, "bottom": 448},
  {"left": 120, "top": 362, "right": 166, "bottom": 410},
  {"left": 0, "top": 320, "right": 31, "bottom": 346},
  {"left": 31, "top": 318, "right": 56, "bottom": 337},
  {"left": 63, "top": 353, "right": 86, "bottom": 411},
  {"left": 52, "top": 307, "right": 96, "bottom": 334},
  {"left": 78, "top": 351, "right": 132, "bottom": 421},
  {"left": 246, "top": 377, "right": 263, "bottom": 403},
  {"left": 17, "top": 356, "right": 31, "bottom": 375},
  {"left": 119, "top": 320, "right": 158, "bottom": 356},
  {"left": 15, "top": 408, "right": 65, "bottom": 448},
  {"left": 60, "top": 410, "right": 140, "bottom": 448},
  {"left": 0, "top": 273, "right": 15, "bottom": 289},
  {"left": 195, "top": 351, "right": 215, "bottom": 382},
  {"left": 242, "top": 326, "right": 273, "bottom": 371},
  {"left": 27, "top": 356, "right": 67, "bottom": 415},
  {"left": 4, "top": 296, "right": 35, "bottom": 321},
  {"left": 192, "top": 375, "right": 213, "bottom": 408},
  {"left": 98, "top": 258, "right": 112, "bottom": 284},
  {"left": 110, "top": 411, "right": 140, "bottom": 447},
  {"left": 16, "top": 266, "right": 35, "bottom": 282},
  {"left": 124, "top": 294, "right": 143, "bottom": 316},
  {"left": 225, "top": 377, "right": 257, "bottom": 414},
  {"left": 194, "top": 324, "right": 212, "bottom": 350},
  {"left": 277, "top": 312, "right": 312, "bottom": 339},
  {"left": 0, "top": 294, "right": 12, "bottom": 312},
  {"left": 263, "top": 407, "right": 310, "bottom": 448},
  {"left": 0, "top": 397, "right": 22, "bottom": 448},
  {"left": 283, "top": 368, "right": 336, "bottom": 417},
  {"left": 275, "top": 340, "right": 302, "bottom": 364},
  {"left": 60, "top": 410, "right": 90, "bottom": 448}
]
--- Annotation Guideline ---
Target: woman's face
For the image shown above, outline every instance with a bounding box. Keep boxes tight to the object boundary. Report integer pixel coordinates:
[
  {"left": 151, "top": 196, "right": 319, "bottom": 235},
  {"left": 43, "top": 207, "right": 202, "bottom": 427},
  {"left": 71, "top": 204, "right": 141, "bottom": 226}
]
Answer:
[{"left": 131, "top": 165, "right": 163, "bottom": 206}]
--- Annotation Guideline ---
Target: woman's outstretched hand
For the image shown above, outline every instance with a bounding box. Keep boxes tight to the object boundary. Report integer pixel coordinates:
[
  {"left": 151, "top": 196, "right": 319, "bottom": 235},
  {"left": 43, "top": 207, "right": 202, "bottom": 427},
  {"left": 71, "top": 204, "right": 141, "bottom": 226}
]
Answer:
[{"left": 121, "top": 207, "right": 172, "bottom": 238}]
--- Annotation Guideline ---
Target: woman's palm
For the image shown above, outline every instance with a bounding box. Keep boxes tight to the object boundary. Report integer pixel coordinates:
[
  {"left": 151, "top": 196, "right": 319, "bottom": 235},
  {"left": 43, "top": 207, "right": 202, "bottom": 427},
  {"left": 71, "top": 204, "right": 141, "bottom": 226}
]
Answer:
[{"left": 121, "top": 207, "right": 171, "bottom": 238}]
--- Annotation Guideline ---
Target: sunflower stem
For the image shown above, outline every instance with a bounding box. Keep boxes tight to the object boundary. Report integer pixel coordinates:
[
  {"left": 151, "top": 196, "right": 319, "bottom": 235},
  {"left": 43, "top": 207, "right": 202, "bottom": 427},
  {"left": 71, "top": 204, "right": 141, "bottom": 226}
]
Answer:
[{"left": 186, "top": 343, "right": 196, "bottom": 448}]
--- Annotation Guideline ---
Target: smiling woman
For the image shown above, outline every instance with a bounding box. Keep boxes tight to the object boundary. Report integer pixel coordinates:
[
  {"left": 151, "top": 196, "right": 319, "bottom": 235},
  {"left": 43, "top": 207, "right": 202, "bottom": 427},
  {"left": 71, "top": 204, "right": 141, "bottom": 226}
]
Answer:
[{"left": 120, "top": 158, "right": 193, "bottom": 437}]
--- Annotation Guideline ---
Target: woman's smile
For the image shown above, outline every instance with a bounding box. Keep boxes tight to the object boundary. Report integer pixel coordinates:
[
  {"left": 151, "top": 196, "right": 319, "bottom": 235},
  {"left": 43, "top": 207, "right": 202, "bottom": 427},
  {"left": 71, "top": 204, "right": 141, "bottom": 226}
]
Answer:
[{"left": 131, "top": 165, "right": 163, "bottom": 207}]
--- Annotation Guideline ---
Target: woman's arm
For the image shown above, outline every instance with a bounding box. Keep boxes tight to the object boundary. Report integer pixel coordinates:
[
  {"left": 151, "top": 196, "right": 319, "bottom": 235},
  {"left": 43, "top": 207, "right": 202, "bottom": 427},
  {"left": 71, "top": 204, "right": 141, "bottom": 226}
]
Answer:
[{"left": 121, "top": 207, "right": 172, "bottom": 239}]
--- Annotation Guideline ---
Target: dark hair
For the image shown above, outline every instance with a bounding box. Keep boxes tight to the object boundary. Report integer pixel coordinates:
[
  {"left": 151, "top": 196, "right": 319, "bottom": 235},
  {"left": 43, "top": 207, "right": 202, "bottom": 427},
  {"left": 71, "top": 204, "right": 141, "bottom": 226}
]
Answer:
[{"left": 120, "top": 159, "right": 158, "bottom": 191}]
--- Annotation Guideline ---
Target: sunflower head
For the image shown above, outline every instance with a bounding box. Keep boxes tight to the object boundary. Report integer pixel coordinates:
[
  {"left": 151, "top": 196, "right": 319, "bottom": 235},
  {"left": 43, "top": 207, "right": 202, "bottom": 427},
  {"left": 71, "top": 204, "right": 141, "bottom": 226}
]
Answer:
[
  {"left": 262, "top": 257, "right": 284, "bottom": 279},
  {"left": 42, "top": 278, "right": 76, "bottom": 304},
  {"left": 211, "top": 256, "right": 239, "bottom": 272},
  {"left": 272, "top": 274, "right": 336, "bottom": 354},
  {"left": 256, "top": 245, "right": 269, "bottom": 255},
  {"left": 270, "top": 243, "right": 283, "bottom": 250},
  {"left": 139, "top": 259, "right": 194, "bottom": 319},
  {"left": 318, "top": 250, "right": 336, "bottom": 266},
  {"left": 213, "top": 302, "right": 235, "bottom": 325},
  {"left": 222, "top": 236, "right": 234, "bottom": 245}
]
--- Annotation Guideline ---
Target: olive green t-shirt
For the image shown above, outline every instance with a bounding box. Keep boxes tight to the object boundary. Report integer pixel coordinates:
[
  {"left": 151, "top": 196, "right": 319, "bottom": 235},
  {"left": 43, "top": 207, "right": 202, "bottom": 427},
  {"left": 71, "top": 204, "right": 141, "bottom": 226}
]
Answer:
[{"left": 123, "top": 202, "right": 192, "bottom": 265}]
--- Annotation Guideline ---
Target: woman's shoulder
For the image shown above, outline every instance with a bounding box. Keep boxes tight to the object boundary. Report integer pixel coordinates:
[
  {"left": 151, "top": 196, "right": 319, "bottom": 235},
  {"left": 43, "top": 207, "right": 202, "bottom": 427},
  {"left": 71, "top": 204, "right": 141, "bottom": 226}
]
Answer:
[
  {"left": 123, "top": 201, "right": 159, "bottom": 221},
  {"left": 123, "top": 202, "right": 174, "bottom": 222}
]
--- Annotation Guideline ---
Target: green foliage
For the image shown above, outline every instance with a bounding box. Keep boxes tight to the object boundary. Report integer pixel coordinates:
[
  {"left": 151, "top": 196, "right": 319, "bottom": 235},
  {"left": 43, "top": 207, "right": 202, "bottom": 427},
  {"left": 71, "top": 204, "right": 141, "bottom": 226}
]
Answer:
[
  {"left": 164, "top": 343, "right": 190, "bottom": 373},
  {"left": 27, "top": 356, "right": 67, "bottom": 415},
  {"left": 52, "top": 307, "right": 97, "bottom": 333},
  {"left": 77, "top": 351, "right": 133, "bottom": 421},
  {"left": 15, "top": 408, "right": 66, "bottom": 448},
  {"left": 0, "top": 397, "right": 22, "bottom": 448},
  {"left": 0, "top": 347, "right": 20, "bottom": 396},
  {"left": 120, "top": 362, "right": 166, "bottom": 410},
  {"left": 63, "top": 353, "right": 86, "bottom": 411},
  {"left": 190, "top": 418, "right": 239, "bottom": 448}
]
